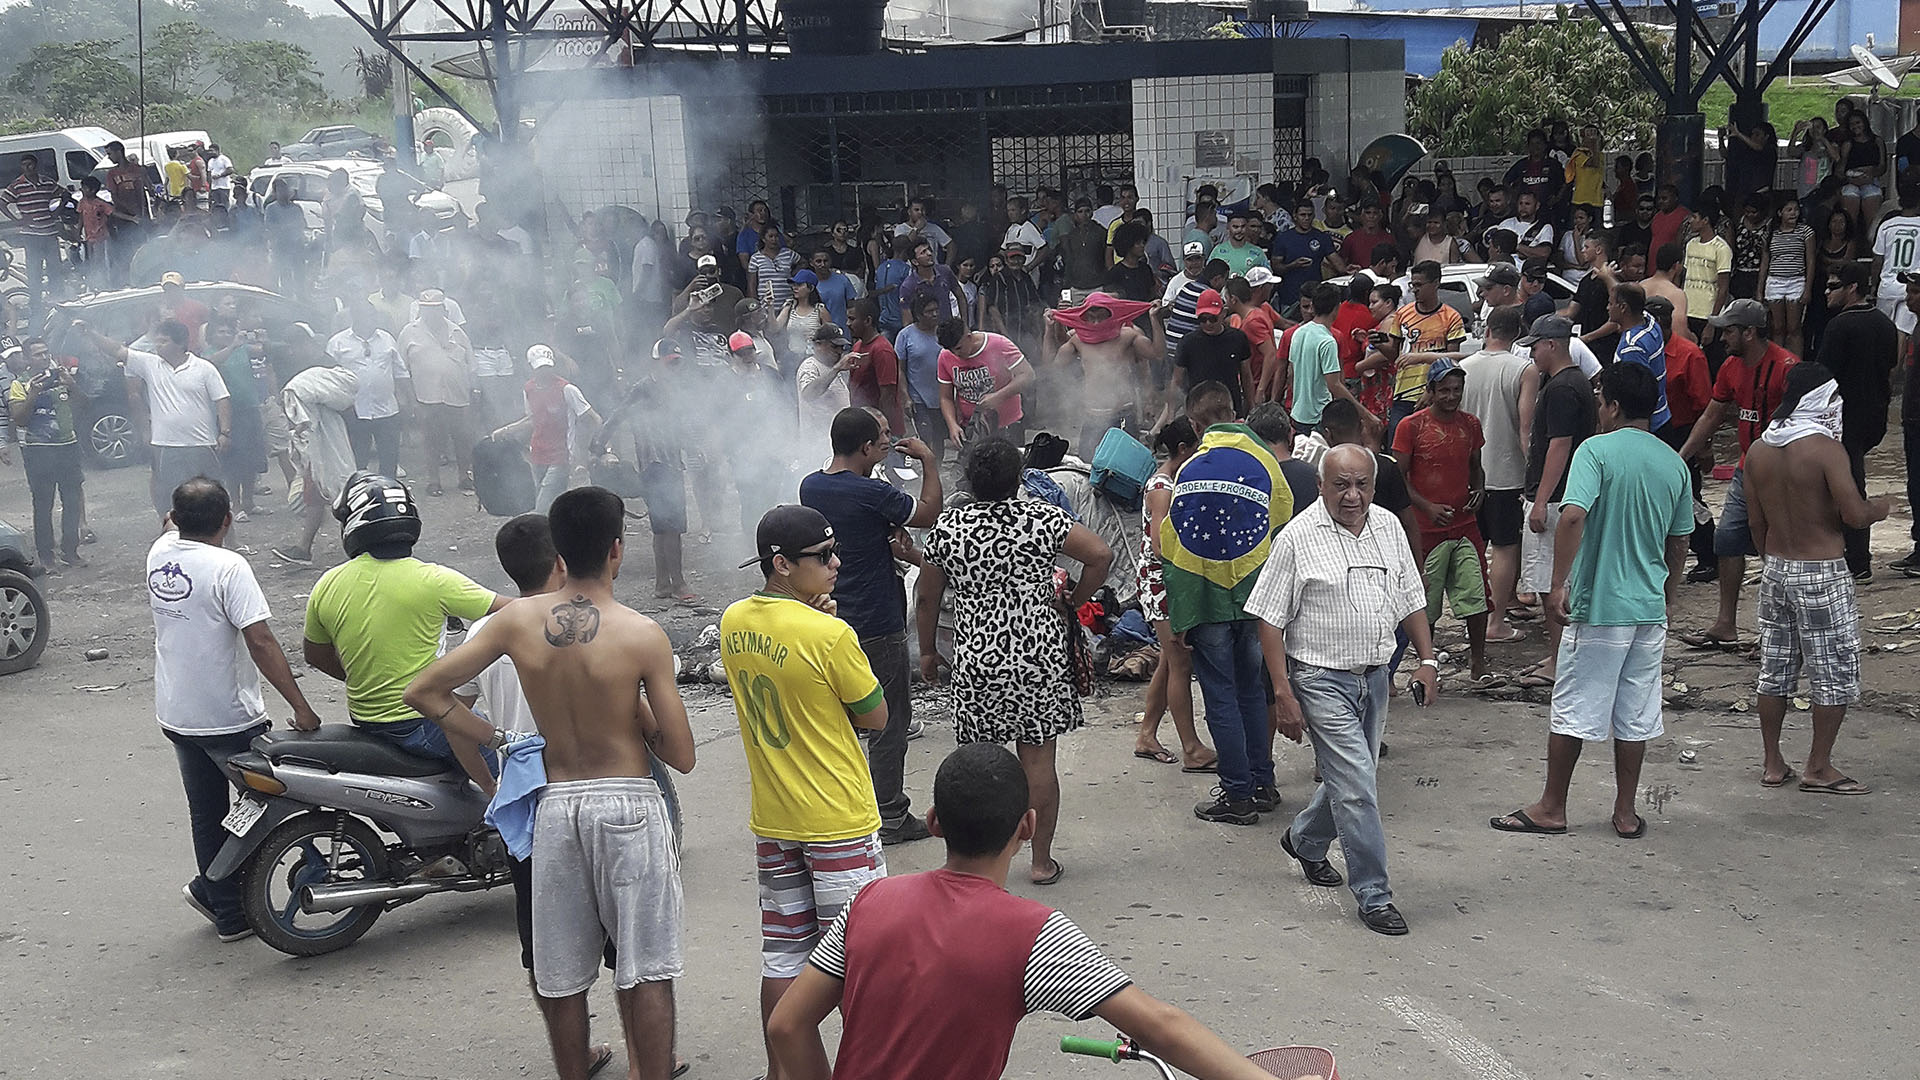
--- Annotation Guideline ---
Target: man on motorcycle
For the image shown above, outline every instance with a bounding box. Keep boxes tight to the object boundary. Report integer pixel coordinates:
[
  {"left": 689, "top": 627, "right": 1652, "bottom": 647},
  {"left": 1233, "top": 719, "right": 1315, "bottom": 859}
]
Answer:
[
  {"left": 766, "top": 743, "right": 1276, "bottom": 1080},
  {"left": 302, "top": 472, "right": 505, "bottom": 787},
  {"left": 149, "top": 477, "right": 323, "bottom": 943},
  {"left": 405, "top": 486, "right": 695, "bottom": 1080}
]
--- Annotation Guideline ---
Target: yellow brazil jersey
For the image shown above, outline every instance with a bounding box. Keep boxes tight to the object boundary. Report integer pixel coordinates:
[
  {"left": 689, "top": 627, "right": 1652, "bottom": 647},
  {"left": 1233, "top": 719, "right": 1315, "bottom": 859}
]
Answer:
[
  {"left": 1387, "top": 301, "right": 1466, "bottom": 402},
  {"left": 720, "top": 592, "right": 884, "bottom": 843}
]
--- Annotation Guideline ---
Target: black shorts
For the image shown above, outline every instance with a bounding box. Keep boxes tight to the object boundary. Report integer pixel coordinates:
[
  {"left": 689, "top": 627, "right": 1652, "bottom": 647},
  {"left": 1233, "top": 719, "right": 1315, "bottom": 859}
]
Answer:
[
  {"left": 1476, "top": 488, "right": 1523, "bottom": 548},
  {"left": 638, "top": 461, "right": 689, "bottom": 535}
]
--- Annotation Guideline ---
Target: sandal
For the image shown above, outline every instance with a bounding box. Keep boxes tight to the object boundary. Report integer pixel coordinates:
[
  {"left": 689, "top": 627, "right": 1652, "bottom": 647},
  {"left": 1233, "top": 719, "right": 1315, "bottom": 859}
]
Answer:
[
  {"left": 1032, "top": 859, "right": 1065, "bottom": 886},
  {"left": 1133, "top": 746, "right": 1178, "bottom": 764},
  {"left": 1489, "top": 809, "right": 1567, "bottom": 834}
]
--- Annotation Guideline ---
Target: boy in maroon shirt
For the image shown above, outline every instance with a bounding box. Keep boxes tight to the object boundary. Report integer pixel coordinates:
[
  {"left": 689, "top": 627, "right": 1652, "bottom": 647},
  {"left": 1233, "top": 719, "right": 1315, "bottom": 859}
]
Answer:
[
  {"left": 1392, "top": 358, "right": 1490, "bottom": 678},
  {"left": 766, "top": 744, "right": 1274, "bottom": 1080}
]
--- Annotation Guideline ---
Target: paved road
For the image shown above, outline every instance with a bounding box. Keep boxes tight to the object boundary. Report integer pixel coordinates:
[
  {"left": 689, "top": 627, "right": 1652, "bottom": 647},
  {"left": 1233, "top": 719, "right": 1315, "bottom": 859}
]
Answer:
[{"left": 1, "top": 462, "right": 1916, "bottom": 1079}]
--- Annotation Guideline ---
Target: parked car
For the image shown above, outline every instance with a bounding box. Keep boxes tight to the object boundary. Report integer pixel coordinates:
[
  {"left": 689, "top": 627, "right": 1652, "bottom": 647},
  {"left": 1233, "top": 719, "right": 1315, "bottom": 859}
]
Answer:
[
  {"left": 1326, "top": 261, "right": 1576, "bottom": 331},
  {"left": 245, "top": 160, "right": 463, "bottom": 249},
  {"left": 41, "top": 281, "right": 326, "bottom": 467},
  {"left": 0, "top": 517, "right": 49, "bottom": 676},
  {"left": 280, "top": 126, "right": 386, "bottom": 161}
]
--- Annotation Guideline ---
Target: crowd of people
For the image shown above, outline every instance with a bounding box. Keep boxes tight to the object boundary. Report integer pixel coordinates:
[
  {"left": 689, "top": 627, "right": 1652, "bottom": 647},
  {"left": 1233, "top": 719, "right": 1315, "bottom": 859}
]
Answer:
[{"left": 7, "top": 107, "right": 1910, "bottom": 1080}]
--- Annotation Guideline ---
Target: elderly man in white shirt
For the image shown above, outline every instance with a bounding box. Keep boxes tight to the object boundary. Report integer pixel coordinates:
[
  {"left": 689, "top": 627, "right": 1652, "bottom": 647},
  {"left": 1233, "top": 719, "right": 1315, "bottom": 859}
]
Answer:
[
  {"left": 325, "top": 297, "right": 412, "bottom": 477},
  {"left": 1244, "top": 443, "right": 1440, "bottom": 938}
]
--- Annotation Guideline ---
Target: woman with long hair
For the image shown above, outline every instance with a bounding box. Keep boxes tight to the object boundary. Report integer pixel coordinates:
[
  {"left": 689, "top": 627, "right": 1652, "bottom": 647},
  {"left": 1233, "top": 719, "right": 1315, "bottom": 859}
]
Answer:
[
  {"left": 776, "top": 268, "right": 825, "bottom": 363},
  {"left": 917, "top": 438, "right": 1114, "bottom": 885},
  {"left": 1792, "top": 115, "right": 1840, "bottom": 220},
  {"left": 1133, "top": 418, "right": 1217, "bottom": 771},
  {"left": 1807, "top": 206, "right": 1858, "bottom": 353},
  {"left": 747, "top": 224, "right": 800, "bottom": 309},
  {"left": 1757, "top": 196, "right": 1816, "bottom": 355},
  {"left": 1839, "top": 110, "right": 1886, "bottom": 227}
]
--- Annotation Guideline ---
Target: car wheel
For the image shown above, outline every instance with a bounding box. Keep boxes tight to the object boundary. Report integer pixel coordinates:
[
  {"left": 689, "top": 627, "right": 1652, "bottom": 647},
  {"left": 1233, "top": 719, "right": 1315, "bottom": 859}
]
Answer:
[
  {"left": 90, "top": 412, "right": 137, "bottom": 467},
  {"left": 0, "top": 569, "right": 50, "bottom": 676}
]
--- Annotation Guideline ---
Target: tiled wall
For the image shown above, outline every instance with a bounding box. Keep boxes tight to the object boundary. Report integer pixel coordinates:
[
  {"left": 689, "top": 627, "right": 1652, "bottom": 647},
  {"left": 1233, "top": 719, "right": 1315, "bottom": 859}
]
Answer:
[
  {"left": 1131, "top": 74, "right": 1275, "bottom": 227},
  {"left": 536, "top": 96, "right": 692, "bottom": 235}
]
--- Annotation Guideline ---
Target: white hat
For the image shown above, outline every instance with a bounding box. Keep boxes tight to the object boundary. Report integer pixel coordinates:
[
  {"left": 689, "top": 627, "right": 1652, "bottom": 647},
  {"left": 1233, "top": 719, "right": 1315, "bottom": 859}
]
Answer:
[
  {"left": 1182, "top": 240, "right": 1207, "bottom": 258},
  {"left": 1244, "top": 265, "right": 1276, "bottom": 288},
  {"left": 527, "top": 344, "right": 555, "bottom": 369}
]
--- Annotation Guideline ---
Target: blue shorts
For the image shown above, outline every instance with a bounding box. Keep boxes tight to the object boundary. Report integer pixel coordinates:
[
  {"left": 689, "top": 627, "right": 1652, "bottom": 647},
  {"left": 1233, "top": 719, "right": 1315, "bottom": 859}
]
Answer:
[
  {"left": 1549, "top": 623, "right": 1666, "bottom": 742},
  {"left": 1713, "top": 468, "right": 1756, "bottom": 558}
]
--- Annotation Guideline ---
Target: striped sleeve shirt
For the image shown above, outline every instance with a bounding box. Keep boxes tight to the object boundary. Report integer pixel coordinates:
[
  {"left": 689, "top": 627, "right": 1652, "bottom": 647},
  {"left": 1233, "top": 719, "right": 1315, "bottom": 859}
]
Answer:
[
  {"left": 0, "top": 176, "right": 64, "bottom": 236},
  {"left": 811, "top": 907, "right": 1132, "bottom": 1021}
]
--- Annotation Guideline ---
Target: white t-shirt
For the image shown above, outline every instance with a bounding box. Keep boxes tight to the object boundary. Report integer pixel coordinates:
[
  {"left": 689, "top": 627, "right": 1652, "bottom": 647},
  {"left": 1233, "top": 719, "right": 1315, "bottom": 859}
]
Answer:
[
  {"left": 795, "top": 356, "right": 850, "bottom": 433},
  {"left": 1496, "top": 215, "right": 1556, "bottom": 250},
  {"left": 206, "top": 154, "right": 233, "bottom": 182},
  {"left": 1512, "top": 337, "right": 1602, "bottom": 378},
  {"left": 325, "top": 328, "right": 410, "bottom": 419},
  {"left": 1003, "top": 220, "right": 1045, "bottom": 254},
  {"left": 125, "top": 349, "right": 229, "bottom": 448},
  {"left": 893, "top": 220, "right": 953, "bottom": 260},
  {"left": 453, "top": 612, "right": 537, "bottom": 735},
  {"left": 147, "top": 532, "right": 272, "bottom": 735},
  {"left": 1873, "top": 214, "right": 1920, "bottom": 301}
]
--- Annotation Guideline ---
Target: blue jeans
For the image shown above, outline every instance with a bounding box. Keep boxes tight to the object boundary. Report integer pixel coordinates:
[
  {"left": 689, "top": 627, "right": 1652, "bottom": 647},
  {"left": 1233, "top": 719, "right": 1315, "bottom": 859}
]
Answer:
[
  {"left": 165, "top": 722, "right": 271, "bottom": 931},
  {"left": 1186, "top": 619, "right": 1274, "bottom": 801},
  {"left": 361, "top": 716, "right": 500, "bottom": 776},
  {"left": 1287, "top": 661, "right": 1393, "bottom": 910}
]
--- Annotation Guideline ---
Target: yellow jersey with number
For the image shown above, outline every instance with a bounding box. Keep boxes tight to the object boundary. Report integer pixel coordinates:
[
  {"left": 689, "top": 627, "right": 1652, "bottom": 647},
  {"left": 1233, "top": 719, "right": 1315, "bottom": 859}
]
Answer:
[{"left": 720, "top": 592, "right": 884, "bottom": 842}]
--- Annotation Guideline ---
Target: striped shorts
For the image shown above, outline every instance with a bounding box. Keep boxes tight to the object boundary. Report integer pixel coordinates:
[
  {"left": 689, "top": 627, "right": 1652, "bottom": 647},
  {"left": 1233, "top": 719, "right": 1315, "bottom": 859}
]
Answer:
[
  {"left": 1757, "top": 556, "right": 1861, "bottom": 707},
  {"left": 755, "top": 832, "right": 885, "bottom": 979}
]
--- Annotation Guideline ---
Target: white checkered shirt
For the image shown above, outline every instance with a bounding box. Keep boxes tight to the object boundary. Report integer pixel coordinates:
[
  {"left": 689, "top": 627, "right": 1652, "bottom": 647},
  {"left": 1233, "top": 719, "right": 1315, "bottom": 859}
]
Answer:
[{"left": 1243, "top": 498, "right": 1427, "bottom": 670}]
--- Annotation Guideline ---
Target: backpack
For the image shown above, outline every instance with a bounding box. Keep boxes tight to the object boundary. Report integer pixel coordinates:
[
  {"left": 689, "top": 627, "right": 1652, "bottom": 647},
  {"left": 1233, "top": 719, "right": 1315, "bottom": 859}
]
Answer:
[
  {"left": 471, "top": 437, "right": 535, "bottom": 517},
  {"left": 1088, "top": 428, "right": 1155, "bottom": 511}
]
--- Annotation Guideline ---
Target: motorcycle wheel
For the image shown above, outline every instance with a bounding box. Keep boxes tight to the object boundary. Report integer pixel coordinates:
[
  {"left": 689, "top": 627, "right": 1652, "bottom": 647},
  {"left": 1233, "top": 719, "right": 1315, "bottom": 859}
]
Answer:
[{"left": 242, "top": 812, "right": 389, "bottom": 956}]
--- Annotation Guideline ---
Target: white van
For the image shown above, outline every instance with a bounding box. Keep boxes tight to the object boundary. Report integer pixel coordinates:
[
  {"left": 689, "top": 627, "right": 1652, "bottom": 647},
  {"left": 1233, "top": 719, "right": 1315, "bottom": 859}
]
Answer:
[
  {"left": 0, "top": 126, "right": 119, "bottom": 189},
  {"left": 133, "top": 130, "right": 213, "bottom": 170}
]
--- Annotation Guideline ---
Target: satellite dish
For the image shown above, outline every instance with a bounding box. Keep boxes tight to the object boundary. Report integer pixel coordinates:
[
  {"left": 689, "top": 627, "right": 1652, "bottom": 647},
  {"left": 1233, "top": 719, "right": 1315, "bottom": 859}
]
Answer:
[{"left": 1853, "top": 43, "right": 1902, "bottom": 89}]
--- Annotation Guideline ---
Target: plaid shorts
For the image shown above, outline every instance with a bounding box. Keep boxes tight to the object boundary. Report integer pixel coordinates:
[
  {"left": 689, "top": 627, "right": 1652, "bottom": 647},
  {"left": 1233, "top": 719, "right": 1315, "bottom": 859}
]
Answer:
[
  {"left": 1756, "top": 556, "right": 1861, "bottom": 707},
  {"left": 755, "top": 832, "right": 885, "bottom": 979}
]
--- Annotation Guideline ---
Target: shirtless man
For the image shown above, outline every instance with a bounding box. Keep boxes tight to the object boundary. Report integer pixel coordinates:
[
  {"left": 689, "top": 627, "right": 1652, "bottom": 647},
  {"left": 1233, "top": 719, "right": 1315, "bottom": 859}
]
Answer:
[
  {"left": 406, "top": 486, "right": 695, "bottom": 1080},
  {"left": 1642, "top": 242, "right": 1691, "bottom": 342},
  {"left": 1053, "top": 299, "right": 1160, "bottom": 455},
  {"left": 1743, "top": 363, "right": 1887, "bottom": 795}
]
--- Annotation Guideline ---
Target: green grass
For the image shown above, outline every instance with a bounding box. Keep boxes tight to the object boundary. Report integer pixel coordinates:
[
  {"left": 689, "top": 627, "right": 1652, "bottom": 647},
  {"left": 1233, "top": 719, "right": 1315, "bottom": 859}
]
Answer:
[{"left": 1698, "top": 78, "right": 1920, "bottom": 130}]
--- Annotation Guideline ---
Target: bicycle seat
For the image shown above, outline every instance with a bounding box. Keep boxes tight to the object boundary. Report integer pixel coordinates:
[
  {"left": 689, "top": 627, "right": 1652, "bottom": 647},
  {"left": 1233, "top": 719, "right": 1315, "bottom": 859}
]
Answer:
[{"left": 254, "top": 726, "right": 448, "bottom": 778}]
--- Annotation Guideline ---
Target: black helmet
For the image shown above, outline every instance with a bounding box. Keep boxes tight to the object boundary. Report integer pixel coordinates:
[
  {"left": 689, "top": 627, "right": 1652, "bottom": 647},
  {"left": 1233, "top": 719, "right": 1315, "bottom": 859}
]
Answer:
[{"left": 333, "top": 472, "right": 421, "bottom": 557}]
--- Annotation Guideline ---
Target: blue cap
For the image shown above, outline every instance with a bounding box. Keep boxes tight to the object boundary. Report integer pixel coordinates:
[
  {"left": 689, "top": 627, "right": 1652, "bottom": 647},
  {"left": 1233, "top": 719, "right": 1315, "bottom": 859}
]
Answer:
[
  {"left": 1426, "top": 357, "right": 1463, "bottom": 386},
  {"left": 790, "top": 268, "right": 819, "bottom": 286}
]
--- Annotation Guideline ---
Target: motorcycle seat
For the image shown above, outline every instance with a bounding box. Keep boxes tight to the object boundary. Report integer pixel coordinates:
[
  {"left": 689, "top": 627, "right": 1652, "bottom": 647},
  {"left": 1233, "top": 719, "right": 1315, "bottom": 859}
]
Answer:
[{"left": 255, "top": 726, "right": 450, "bottom": 778}]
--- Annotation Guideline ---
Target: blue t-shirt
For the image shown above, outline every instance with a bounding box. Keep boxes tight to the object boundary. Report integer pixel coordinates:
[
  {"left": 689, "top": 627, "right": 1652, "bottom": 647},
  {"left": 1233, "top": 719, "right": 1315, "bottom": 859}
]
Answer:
[
  {"left": 894, "top": 324, "right": 944, "bottom": 409},
  {"left": 1271, "top": 228, "right": 1335, "bottom": 304},
  {"left": 1560, "top": 427, "right": 1693, "bottom": 626},
  {"left": 1612, "top": 315, "right": 1671, "bottom": 431},
  {"left": 875, "top": 258, "right": 911, "bottom": 328},
  {"left": 816, "top": 271, "right": 858, "bottom": 329},
  {"left": 736, "top": 226, "right": 760, "bottom": 258},
  {"left": 798, "top": 469, "right": 916, "bottom": 638}
]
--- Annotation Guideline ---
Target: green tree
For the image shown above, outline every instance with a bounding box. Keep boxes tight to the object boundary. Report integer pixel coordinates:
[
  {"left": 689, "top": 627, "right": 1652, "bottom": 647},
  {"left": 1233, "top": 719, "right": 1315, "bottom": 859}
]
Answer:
[
  {"left": 346, "top": 47, "right": 391, "bottom": 101},
  {"left": 213, "top": 39, "right": 323, "bottom": 106},
  {"left": 148, "top": 20, "right": 220, "bottom": 97},
  {"left": 1408, "top": 14, "right": 1669, "bottom": 156},
  {"left": 8, "top": 40, "right": 138, "bottom": 112}
]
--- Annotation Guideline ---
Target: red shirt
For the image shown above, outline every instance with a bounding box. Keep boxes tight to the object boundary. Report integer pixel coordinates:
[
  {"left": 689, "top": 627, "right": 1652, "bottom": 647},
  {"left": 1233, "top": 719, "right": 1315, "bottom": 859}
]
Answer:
[
  {"left": 1711, "top": 341, "right": 1798, "bottom": 461},
  {"left": 1234, "top": 306, "right": 1275, "bottom": 383},
  {"left": 1391, "top": 406, "right": 1486, "bottom": 543},
  {"left": 1665, "top": 333, "right": 1711, "bottom": 428},
  {"left": 848, "top": 333, "right": 904, "bottom": 435},
  {"left": 1651, "top": 206, "right": 1690, "bottom": 257},
  {"left": 1340, "top": 226, "right": 1394, "bottom": 268},
  {"left": 1330, "top": 300, "right": 1376, "bottom": 378}
]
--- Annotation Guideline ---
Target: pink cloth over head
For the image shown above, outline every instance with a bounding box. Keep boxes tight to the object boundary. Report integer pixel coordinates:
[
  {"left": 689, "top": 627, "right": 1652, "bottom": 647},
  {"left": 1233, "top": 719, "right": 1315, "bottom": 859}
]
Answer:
[{"left": 1045, "top": 290, "right": 1154, "bottom": 344}]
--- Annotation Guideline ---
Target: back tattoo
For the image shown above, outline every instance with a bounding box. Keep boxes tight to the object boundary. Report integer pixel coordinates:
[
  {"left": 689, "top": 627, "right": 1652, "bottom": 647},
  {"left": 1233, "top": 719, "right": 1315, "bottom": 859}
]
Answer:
[{"left": 545, "top": 595, "right": 602, "bottom": 646}]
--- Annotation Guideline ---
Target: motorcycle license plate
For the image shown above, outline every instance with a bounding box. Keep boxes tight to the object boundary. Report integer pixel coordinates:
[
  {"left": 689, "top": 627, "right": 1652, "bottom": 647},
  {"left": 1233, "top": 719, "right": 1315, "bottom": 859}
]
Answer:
[{"left": 223, "top": 795, "right": 268, "bottom": 836}]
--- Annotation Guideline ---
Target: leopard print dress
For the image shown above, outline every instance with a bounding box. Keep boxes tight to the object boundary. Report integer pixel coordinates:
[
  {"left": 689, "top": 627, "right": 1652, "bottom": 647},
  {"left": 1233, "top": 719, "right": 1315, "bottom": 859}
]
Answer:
[{"left": 922, "top": 498, "right": 1082, "bottom": 746}]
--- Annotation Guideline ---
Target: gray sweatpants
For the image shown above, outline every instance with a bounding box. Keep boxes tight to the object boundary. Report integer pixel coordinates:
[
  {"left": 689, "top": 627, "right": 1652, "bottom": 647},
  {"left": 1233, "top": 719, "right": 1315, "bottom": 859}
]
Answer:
[{"left": 532, "top": 777, "right": 683, "bottom": 996}]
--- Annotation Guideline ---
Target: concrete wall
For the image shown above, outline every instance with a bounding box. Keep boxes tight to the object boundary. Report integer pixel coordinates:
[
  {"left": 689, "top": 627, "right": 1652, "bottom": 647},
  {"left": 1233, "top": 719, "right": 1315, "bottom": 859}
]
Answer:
[
  {"left": 1307, "top": 69, "right": 1407, "bottom": 176},
  {"left": 1131, "top": 73, "right": 1276, "bottom": 226},
  {"left": 536, "top": 96, "right": 693, "bottom": 233}
]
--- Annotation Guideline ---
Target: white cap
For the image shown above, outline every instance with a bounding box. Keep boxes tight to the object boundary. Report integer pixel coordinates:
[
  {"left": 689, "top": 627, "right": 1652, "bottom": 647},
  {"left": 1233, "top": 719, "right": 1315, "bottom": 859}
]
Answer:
[
  {"left": 1182, "top": 240, "right": 1207, "bottom": 258},
  {"left": 1244, "top": 265, "right": 1276, "bottom": 288},
  {"left": 527, "top": 344, "right": 555, "bottom": 369}
]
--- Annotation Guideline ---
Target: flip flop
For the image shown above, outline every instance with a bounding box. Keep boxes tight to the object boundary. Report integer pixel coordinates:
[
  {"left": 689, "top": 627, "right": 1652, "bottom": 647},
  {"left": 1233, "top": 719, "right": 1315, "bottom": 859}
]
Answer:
[
  {"left": 1484, "top": 627, "right": 1527, "bottom": 643},
  {"left": 1468, "top": 673, "right": 1508, "bottom": 690},
  {"left": 1798, "top": 775, "right": 1871, "bottom": 795},
  {"left": 1510, "top": 672, "right": 1555, "bottom": 689},
  {"left": 1133, "top": 747, "right": 1178, "bottom": 764},
  {"left": 587, "top": 1045, "right": 615, "bottom": 1078},
  {"left": 1614, "top": 814, "right": 1647, "bottom": 839},
  {"left": 674, "top": 1062, "right": 690, "bottom": 1079},
  {"left": 1679, "top": 630, "right": 1747, "bottom": 651},
  {"left": 1760, "top": 767, "right": 1798, "bottom": 788},
  {"left": 1489, "top": 809, "right": 1568, "bottom": 834},
  {"left": 1032, "top": 859, "right": 1065, "bottom": 886},
  {"left": 1181, "top": 759, "right": 1219, "bottom": 774},
  {"left": 1507, "top": 607, "right": 1541, "bottom": 622}
]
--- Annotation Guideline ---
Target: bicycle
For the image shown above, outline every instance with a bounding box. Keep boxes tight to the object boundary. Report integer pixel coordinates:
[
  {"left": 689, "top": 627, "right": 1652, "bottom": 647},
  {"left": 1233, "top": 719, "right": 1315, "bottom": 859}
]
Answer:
[{"left": 1060, "top": 1034, "right": 1339, "bottom": 1080}]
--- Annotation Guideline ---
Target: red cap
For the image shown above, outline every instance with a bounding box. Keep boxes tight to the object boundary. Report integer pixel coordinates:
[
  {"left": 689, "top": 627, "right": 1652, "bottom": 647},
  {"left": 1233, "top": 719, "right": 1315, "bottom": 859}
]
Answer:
[
  {"left": 728, "top": 331, "right": 757, "bottom": 352},
  {"left": 1195, "top": 289, "right": 1225, "bottom": 317}
]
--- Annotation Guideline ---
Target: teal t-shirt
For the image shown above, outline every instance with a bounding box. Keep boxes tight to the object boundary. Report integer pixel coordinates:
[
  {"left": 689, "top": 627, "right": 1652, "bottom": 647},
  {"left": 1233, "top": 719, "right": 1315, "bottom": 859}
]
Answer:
[
  {"left": 1560, "top": 427, "right": 1694, "bottom": 625},
  {"left": 1288, "top": 321, "right": 1342, "bottom": 426}
]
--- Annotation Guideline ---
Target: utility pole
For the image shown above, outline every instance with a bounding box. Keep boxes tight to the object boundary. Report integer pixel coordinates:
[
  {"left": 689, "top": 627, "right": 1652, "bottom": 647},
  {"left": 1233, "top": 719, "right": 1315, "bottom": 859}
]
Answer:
[{"left": 392, "top": 40, "right": 416, "bottom": 166}]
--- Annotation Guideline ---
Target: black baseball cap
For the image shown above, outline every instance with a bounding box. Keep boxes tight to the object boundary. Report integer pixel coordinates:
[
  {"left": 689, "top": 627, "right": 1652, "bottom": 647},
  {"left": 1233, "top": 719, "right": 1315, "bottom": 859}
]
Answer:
[
  {"left": 1477, "top": 263, "right": 1521, "bottom": 288},
  {"left": 742, "top": 505, "right": 835, "bottom": 568},
  {"left": 1522, "top": 257, "right": 1550, "bottom": 280}
]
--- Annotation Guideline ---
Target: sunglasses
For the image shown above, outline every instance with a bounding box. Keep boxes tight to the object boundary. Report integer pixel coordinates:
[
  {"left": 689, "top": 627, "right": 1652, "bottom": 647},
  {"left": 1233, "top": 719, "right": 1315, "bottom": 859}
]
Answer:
[
  {"left": 1197, "top": 313, "right": 1222, "bottom": 323},
  {"left": 1825, "top": 280, "right": 1845, "bottom": 291},
  {"left": 792, "top": 544, "right": 838, "bottom": 563}
]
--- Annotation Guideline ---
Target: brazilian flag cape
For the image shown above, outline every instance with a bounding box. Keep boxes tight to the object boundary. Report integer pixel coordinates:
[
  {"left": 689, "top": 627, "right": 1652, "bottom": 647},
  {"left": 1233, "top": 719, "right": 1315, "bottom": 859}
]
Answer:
[{"left": 1158, "top": 423, "right": 1292, "bottom": 633}]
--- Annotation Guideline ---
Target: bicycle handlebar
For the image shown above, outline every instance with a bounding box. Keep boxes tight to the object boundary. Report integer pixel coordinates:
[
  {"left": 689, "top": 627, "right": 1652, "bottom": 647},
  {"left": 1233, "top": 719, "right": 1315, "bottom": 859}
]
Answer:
[{"left": 1060, "top": 1036, "right": 1124, "bottom": 1061}]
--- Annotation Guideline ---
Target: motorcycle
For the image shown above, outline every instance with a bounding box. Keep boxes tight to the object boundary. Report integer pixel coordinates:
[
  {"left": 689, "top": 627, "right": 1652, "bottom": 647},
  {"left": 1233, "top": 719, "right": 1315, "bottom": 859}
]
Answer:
[
  {"left": 209, "top": 724, "right": 685, "bottom": 956},
  {"left": 206, "top": 725, "right": 513, "bottom": 956}
]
